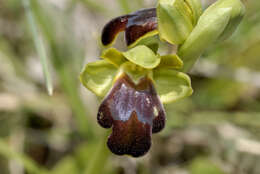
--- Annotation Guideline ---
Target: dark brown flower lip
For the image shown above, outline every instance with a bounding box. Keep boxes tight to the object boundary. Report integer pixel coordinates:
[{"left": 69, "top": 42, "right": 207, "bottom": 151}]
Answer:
[
  {"left": 101, "top": 8, "right": 157, "bottom": 47},
  {"left": 97, "top": 73, "right": 166, "bottom": 157},
  {"left": 107, "top": 111, "right": 151, "bottom": 157}
]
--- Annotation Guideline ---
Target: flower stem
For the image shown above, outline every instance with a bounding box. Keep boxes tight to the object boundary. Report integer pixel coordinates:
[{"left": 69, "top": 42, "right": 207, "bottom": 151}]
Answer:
[{"left": 23, "top": 0, "right": 53, "bottom": 96}]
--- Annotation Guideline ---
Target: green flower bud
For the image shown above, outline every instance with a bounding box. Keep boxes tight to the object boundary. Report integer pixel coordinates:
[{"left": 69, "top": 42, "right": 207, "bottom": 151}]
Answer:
[
  {"left": 184, "top": 0, "right": 202, "bottom": 25},
  {"left": 157, "top": 0, "right": 196, "bottom": 44},
  {"left": 206, "top": 0, "right": 246, "bottom": 41},
  {"left": 179, "top": 0, "right": 245, "bottom": 72},
  {"left": 178, "top": 0, "right": 244, "bottom": 72}
]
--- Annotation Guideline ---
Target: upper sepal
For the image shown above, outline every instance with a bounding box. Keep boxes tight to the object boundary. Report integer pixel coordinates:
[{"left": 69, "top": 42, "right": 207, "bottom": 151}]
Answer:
[
  {"left": 153, "top": 68, "right": 193, "bottom": 104},
  {"left": 80, "top": 60, "right": 118, "bottom": 97}
]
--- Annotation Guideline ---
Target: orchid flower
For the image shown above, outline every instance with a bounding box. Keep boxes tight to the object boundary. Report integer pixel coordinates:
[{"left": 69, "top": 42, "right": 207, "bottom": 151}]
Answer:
[
  {"left": 80, "top": 45, "right": 192, "bottom": 157},
  {"left": 80, "top": 0, "right": 245, "bottom": 157}
]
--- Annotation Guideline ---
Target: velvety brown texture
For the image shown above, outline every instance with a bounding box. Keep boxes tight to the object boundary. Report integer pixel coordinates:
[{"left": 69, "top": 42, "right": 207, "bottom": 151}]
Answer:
[
  {"left": 125, "top": 8, "right": 157, "bottom": 45},
  {"left": 101, "top": 15, "right": 129, "bottom": 46},
  {"left": 107, "top": 111, "right": 151, "bottom": 157},
  {"left": 101, "top": 8, "right": 157, "bottom": 46},
  {"left": 97, "top": 73, "right": 166, "bottom": 157}
]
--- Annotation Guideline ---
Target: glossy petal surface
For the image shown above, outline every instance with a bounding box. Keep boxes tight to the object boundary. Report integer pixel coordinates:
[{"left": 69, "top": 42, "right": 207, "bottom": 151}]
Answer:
[
  {"left": 153, "top": 68, "right": 193, "bottom": 104},
  {"left": 80, "top": 60, "right": 118, "bottom": 97},
  {"left": 101, "top": 8, "right": 158, "bottom": 47},
  {"left": 97, "top": 73, "right": 166, "bottom": 157},
  {"left": 101, "top": 15, "right": 129, "bottom": 47},
  {"left": 125, "top": 8, "right": 157, "bottom": 46}
]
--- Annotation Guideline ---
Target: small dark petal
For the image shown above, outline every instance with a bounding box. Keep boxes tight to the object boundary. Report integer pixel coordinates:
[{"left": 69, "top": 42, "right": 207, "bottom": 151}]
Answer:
[
  {"left": 101, "top": 8, "right": 157, "bottom": 46},
  {"left": 107, "top": 111, "right": 151, "bottom": 157},
  {"left": 125, "top": 8, "right": 157, "bottom": 45},
  {"left": 101, "top": 15, "right": 129, "bottom": 46}
]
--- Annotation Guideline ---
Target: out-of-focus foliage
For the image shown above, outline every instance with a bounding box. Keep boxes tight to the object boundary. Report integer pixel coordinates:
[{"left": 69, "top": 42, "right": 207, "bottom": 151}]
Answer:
[{"left": 0, "top": 0, "right": 259, "bottom": 174}]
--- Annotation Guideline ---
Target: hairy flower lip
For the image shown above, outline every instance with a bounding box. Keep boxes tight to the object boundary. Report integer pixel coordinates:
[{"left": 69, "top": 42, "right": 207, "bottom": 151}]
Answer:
[
  {"left": 97, "top": 73, "right": 166, "bottom": 157},
  {"left": 101, "top": 8, "right": 157, "bottom": 47},
  {"left": 107, "top": 111, "right": 151, "bottom": 157}
]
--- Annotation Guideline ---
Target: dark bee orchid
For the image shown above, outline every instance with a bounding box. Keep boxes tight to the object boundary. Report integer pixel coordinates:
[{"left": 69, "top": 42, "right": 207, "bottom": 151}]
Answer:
[
  {"left": 80, "top": 46, "right": 193, "bottom": 157},
  {"left": 80, "top": 0, "right": 245, "bottom": 157}
]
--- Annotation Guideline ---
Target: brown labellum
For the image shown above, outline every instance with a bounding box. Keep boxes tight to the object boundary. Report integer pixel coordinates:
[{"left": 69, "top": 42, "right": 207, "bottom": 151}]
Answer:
[
  {"left": 101, "top": 8, "right": 157, "bottom": 47},
  {"left": 97, "top": 73, "right": 166, "bottom": 157}
]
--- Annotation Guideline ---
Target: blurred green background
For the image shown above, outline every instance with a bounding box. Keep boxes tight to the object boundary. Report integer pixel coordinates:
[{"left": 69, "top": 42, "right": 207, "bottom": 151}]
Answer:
[{"left": 0, "top": 0, "right": 259, "bottom": 174}]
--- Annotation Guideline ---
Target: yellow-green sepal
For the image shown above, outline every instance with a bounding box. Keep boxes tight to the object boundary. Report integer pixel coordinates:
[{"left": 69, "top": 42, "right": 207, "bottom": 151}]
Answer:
[
  {"left": 158, "top": 54, "right": 183, "bottom": 69},
  {"left": 122, "top": 45, "right": 161, "bottom": 69},
  {"left": 179, "top": 7, "right": 232, "bottom": 72},
  {"left": 100, "top": 48, "right": 127, "bottom": 67},
  {"left": 128, "top": 30, "right": 159, "bottom": 53},
  {"left": 153, "top": 68, "right": 193, "bottom": 104},
  {"left": 184, "top": 0, "right": 202, "bottom": 25},
  {"left": 157, "top": 0, "right": 194, "bottom": 45},
  {"left": 80, "top": 60, "right": 118, "bottom": 97}
]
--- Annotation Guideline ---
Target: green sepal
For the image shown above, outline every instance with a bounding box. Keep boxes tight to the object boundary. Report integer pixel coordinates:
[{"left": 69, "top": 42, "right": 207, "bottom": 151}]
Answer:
[
  {"left": 122, "top": 45, "right": 161, "bottom": 69},
  {"left": 80, "top": 60, "right": 118, "bottom": 97},
  {"left": 184, "top": 0, "right": 202, "bottom": 25},
  {"left": 153, "top": 68, "right": 193, "bottom": 104},
  {"left": 128, "top": 30, "right": 159, "bottom": 53},
  {"left": 158, "top": 54, "right": 183, "bottom": 69},
  {"left": 179, "top": 7, "right": 232, "bottom": 72},
  {"left": 115, "top": 61, "right": 152, "bottom": 84},
  {"left": 100, "top": 48, "right": 127, "bottom": 67},
  {"left": 157, "top": 0, "right": 194, "bottom": 45}
]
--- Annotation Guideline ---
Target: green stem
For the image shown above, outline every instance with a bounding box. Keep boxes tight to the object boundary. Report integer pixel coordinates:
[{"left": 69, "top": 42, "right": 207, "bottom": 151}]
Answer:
[
  {"left": 23, "top": 0, "right": 53, "bottom": 96},
  {"left": 29, "top": 0, "right": 95, "bottom": 138}
]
